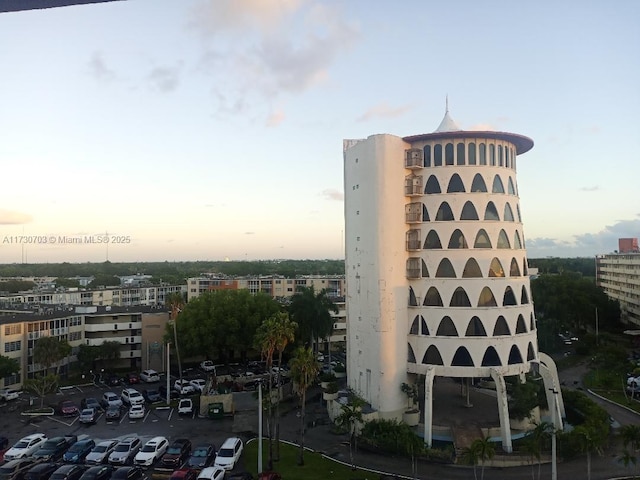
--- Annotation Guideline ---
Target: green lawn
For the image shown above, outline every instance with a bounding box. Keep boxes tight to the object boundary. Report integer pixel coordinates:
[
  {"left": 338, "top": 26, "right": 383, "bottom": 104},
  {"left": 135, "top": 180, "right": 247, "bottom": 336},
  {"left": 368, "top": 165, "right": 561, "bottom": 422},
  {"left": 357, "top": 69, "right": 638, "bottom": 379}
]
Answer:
[{"left": 245, "top": 440, "right": 376, "bottom": 480}]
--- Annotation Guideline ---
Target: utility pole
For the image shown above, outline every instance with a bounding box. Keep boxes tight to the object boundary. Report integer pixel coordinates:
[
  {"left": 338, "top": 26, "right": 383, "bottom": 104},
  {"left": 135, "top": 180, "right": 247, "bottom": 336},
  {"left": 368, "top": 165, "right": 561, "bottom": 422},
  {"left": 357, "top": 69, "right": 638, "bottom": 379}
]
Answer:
[
  {"left": 258, "top": 379, "right": 263, "bottom": 475},
  {"left": 550, "top": 388, "right": 559, "bottom": 480}
]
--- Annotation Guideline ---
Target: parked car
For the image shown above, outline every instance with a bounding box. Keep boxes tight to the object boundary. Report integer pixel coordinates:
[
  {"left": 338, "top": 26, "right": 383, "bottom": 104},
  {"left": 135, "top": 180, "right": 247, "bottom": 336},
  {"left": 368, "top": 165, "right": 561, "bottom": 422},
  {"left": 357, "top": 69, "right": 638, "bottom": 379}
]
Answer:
[
  {"left": 50, "top": 465, "right": 84, "bottom": 480},
  {"left": 139, "top": 370, "right": 159, "bottom": 383},
  {"left": 78, "top": 466, "right": 112, "bottom": 480},
  {"left": 63, "top": 438, "right": 95, "bottom": 464},
  {"left": 23, "top": 463, "right": 57, "bottom": 480},
  {"left": 104, "top": 374, "right": 121, "bottom": 387},
  {"left": 142, "top": 389, "right": 162, "bottom": 404},
  {"left": 186, "top": 444, "right": 215, "bottom": 469},
  {"left": 101, "top": 392, "right": 122, "bottom": 409},
  {"left": 133, "top": 437, "right": 168, "bottom": 468},
  {"left": 0, "top": 458, "right": 39, "bottom": 480},
  {"left": 177, "top": 399, "right": 193, "bottom": 416},
  {"left": 127, "top": 404, "right": 145, "bottom": 420},
  {"left": 109, "top": 467, "right": 143, "bottom": 480},
  {"left": 174, "top": 380, "right": 195, "bottom": 395},
  {"left": 105, "top": 405, "right": 122, "bottom": 422},
  {"left": 80, "top": 398, "right": 102, "bottom": 411},
  {"left": 200, "top": 361, "right": 215, "bottom": 373},
  {"left": 85, "top": 441, "right": 118, "bottom": 466},
  {"left": 3, "top": 434, "right": 48, "bottom": 461},
  {"left": 32, "top": 437, "right": 74, "bottom": 462},
  {"left": 0, "top": 388, "right": 21, "bottom": 402},
  {"left": 160, "top": 439, "right": 191, "bottom": 469},
  {"left": 108, "top": 438, "right": 141, "bottom": 466},
  {"left": 0, "top": 436, "right": 8, "bottom": 464},
  {"left": 79, "top": 408, "right": 99, "bottom": 425},
  {"left": 121, "top": 389, "right": 144, "bottom": 406},
  {"left": 226, "top": 474, "right": 253, "bottom": 480},
  {"left": 213, "top": 438, "right": 243, "bottom": 471},
  {"left": 189, "top": 379, "right": 206, "bottom": 393},
  {"left": 124, "top": 373, "right": 140, "bottom": 385},
  {"left": 169, "top": 470, "right": 197, "bottom": 480},
  {"left": 55, "top": 401, "right": 79, "bottom": 417},
  {"left": 195, "top": 468, "right": 225, "bottom": 480}
]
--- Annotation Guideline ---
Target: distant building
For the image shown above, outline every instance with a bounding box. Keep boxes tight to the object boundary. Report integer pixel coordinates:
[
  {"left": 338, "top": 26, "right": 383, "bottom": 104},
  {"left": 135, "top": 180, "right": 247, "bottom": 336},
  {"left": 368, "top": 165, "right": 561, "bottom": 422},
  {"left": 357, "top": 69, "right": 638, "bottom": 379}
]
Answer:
[
  {"left": 619, "top": 238, "right": 639, "bottom": 254},
  {"left": 596, "top": 246, "right": 640, "bottom": 326}
]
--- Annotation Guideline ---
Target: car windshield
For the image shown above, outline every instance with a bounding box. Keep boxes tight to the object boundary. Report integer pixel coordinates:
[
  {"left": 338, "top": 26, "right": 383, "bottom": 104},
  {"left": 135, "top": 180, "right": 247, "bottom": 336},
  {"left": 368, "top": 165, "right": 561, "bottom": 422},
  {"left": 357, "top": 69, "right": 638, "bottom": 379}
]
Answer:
[
  {"left": 107, "top": 395, "right": 117, "bottom": 401},
  {"left": 115, "top": 444, "right": 130, "bottom": 452},
  {"left": 141, "top": 445, "right": 156, "bottom": 453},
  {"left": 14, "top": 440, "right": 30, "bottom": 448},
  {"left": 166, "top": 447, "right": 181, "bottom": 454},
  {"left": 82, "top": 409, "right": 93, "bottom": 415},
  {"left": 93, "top": 445, "right": 108, "bottom": 453},
  {"left": 217, "top": 448, "right": 233, "bottom": 458},
  {"left": 130, "top": 392, "right": 142, "bottom": 398},
  {"left": 193, "top": 450, "right": 207, "bottom": 457},
  {"left": 69, "top": 444, "right": 83, "bottom": 452}
]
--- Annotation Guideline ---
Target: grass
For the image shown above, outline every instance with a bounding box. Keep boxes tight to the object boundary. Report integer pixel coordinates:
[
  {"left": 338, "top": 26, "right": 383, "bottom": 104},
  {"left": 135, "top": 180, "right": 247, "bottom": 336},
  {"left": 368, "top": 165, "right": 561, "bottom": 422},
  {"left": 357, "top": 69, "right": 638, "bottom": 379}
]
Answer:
[
  {"left": 583, "top": 369, "right": 640, "bottom": 414},
  {"left": 245, "top": 440, "right": 374, "bottom": 480}
]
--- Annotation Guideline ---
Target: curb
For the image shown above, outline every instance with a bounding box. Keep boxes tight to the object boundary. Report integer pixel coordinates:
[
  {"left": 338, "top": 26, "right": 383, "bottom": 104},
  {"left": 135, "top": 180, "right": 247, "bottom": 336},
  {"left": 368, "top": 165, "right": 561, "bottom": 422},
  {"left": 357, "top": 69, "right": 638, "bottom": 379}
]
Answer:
[{"left": 587, "top": 389, "right": 640, "bottom": 417}]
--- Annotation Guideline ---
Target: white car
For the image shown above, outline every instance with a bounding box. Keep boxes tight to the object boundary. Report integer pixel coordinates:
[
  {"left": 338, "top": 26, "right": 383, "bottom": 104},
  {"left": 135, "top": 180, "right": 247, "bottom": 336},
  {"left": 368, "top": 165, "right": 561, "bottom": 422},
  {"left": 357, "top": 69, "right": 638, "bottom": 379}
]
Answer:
[
  {"left": 85, "top": 440, "right": 118, "bottom": 465},
  {"left": 174, "top": 380, "right": 195, "bottom": 395},
  {"left": 200, "top": 361, "right": 215, "bottom": 373},
  {"left": 134, "top": 436, "right": 169, "bottom": 467},
  {"left": 197, "top": 467, "right": 226, "bottom": 480},
  {"left": 121, "top": 388, "right": 145, "bottom": 406},
  {"left": 0, "top": 388, "right": 21, "bottom": 401},
  {"left": 3, "top": 433, "right": 47, "bottom": 461},
  {"left": 128, "top": 404, "right": 146, "bottom": 419},
  {"left": 189, "top": 379, "right": 206, "bottom": 393},
  {"left": 101, "top": 391, "right": 123, "bottom": 409},
  {"left": 177, "top": 398, "right": 193, "bottom": 416},
  {"left": 108, "top": 437, "right": 142, "bottom": 466},
  {"left": 213, "top": 437, "right": 243, "bottom": 471},
  {"left": 140, "top": 369, "right": 160, "bottom": 383}
]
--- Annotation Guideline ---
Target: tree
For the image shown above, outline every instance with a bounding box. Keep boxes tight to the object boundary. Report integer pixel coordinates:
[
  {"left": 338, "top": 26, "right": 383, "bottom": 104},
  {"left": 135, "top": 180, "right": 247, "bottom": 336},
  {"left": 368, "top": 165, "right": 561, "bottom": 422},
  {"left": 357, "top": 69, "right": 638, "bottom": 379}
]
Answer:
[
  {"left": 76, "top": 345, "right": 101, "bottom": 373},
  {"left": 23, "top": 373, "right": 59, "bottom": 407},
  {"left": 0, "top": 355, "right": 20, "bottom": 379},
  {"left": 272, "top": 313, "right": 297, "bottom": 461},
  {"left": 166, "top": 291, "right": 186, "bottom": 381},
  {"left": 289, "top": 346, "right": 320, "bottom": 466},
  {"left": 288, "top": 286, "right": 338, "bottom": 353},
  {"left": 99, "top": 341, "right": 121, "bottom": 369},
  {"left": 33, "top": 336, "right": 71, "bottom": 375},
  {"left": 462, "top": 435, "right": 495, "bottom": 480},
  {"left": 335, "top": 391, "right": 365, "bottom": 471},
  {"left": 621, "top": 424, "right": 640, "bottom": 452},
  {"left": 530, "top": 421, "right": 552, "bottom": 480},
  {"left": 619, "top": 450, "right": 637, "bottom": 478}
]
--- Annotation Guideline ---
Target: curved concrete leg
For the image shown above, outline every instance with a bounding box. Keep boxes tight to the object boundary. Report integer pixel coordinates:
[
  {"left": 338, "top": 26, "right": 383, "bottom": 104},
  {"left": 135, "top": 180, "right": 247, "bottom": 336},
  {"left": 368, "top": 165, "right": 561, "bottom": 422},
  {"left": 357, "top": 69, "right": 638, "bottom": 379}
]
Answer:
[
  {"left": 490, "top": 368, "right": 512, "bottom": 453},
  {"left": 423, "top": 366, "right": 435, "bottom": 447}
]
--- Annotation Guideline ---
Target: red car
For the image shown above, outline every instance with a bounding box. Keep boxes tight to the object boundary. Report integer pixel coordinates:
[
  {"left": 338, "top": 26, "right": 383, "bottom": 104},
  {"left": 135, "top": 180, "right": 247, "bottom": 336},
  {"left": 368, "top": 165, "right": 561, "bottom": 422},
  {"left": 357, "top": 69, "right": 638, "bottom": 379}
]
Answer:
[
  {"left": 0, "top": 436, "right": 9, "bottom": 463},
  {"left": 56, "top": 400, "right": 79, "bottom": 416},
  {"left": 169, "top": 469, "right": 197, "bottom": 480}
]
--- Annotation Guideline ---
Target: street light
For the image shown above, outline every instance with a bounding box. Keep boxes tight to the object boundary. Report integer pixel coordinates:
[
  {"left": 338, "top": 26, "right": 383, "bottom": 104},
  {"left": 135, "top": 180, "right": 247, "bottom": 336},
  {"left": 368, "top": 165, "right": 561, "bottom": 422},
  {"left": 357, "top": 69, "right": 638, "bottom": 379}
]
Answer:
[
  {"left": 549, "top": 387, "right": 559, "bottom": 480},
  {"left": 257, "top": 378, "right": 263, "bottom": 475}
]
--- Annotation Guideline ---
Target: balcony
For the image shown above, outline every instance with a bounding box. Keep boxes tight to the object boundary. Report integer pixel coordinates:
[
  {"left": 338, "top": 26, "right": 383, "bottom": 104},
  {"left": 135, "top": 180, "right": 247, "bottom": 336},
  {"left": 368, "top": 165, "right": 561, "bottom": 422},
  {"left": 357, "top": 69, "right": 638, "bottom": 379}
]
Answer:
[
  {"left": 84, "top": 321, "right": 142, "bottom": 332},
  {"left": 406, "top": 258, "right": 421, "bottom": 278},
  {"left": 404, "top": 175, "right": 423, "bottom": 196},
  {"left": 85, "top": 335, "right": 142, "bottom": 346},
  {"left": 406, "top": 230, "right": 421, "bottom": 252},
  {"left": 405, "top": 203, "right": 422, "bottom": 223},
  {"left": 405, "top": 149, "right": 423, "bottom": 169}
]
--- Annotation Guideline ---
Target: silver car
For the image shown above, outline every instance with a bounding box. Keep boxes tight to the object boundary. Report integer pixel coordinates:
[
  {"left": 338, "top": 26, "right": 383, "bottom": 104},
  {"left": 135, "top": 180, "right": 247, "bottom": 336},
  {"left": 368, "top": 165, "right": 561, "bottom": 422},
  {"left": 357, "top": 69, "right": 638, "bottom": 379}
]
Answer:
[{"left": 85, "top": 440, "right": 118, "bottom": 465}]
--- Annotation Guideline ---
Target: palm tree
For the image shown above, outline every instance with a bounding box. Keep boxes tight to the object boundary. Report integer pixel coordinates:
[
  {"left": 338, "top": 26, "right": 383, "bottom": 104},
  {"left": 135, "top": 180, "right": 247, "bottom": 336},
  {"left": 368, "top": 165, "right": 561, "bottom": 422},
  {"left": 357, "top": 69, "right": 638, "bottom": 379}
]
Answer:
[
  {"left": 166, "top": 291, "right": 186, "bottom": 381},
  {"left": 288, "top": 286, "right": 337, "bottom": 355},
  {"left": 621, "top": 424, "right": 640, "bottom": 452},
  {"left": 619, "top": 450, "right": 637, "bottom": 478},
  {"left": 530, "top": 421, "right": 552, "bottom": 480},
  {"left": 335, "top": 391, "right": 365, "bottom": 470},
  {"left": 462, "top": 435, "right": 495, "bottom": 480},
  {"left": 461, "top": 441, "right": 481, "bottom": 480},
  {"left": 272, "top": 313, "right": 297, "bottom": 461},
  {"left": 289, "top": 346, "right": 320, "bottom": 466},
  {"left": 574, "top": 425, "right": 604, "bottom": 480}
]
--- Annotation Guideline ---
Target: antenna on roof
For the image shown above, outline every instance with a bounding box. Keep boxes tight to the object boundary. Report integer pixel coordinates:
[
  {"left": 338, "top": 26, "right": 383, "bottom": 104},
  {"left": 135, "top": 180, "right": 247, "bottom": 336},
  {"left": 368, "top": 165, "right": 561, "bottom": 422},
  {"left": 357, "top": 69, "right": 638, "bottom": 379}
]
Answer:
[{"left": 445, "top": 94, "right": 449, "bottom": 113}]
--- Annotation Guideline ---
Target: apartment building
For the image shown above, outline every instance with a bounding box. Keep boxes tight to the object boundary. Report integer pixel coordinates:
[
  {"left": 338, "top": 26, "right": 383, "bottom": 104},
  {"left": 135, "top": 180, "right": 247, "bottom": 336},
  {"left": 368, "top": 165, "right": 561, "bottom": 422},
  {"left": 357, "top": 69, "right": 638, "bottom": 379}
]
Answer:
[{"left": 596, "top": 248, "right": 640, "bottom": 326}]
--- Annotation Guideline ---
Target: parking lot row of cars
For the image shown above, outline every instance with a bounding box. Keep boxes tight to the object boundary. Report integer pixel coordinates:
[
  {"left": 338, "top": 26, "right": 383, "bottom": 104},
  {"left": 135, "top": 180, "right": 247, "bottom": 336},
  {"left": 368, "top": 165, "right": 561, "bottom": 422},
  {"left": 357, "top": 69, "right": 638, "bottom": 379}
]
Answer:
[{"left": 0, "top": 433, "right": 250, "bottom": 480}]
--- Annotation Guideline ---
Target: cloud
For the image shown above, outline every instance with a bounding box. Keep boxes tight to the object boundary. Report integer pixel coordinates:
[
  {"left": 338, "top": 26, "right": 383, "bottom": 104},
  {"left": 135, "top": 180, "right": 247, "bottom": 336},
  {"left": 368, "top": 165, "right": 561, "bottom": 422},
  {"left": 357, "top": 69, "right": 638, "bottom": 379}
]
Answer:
[
  {"left": 357, "top": 103, "right": 412, "bottom": 122},
  {"left": 468, "top": 123, "right": 497, "bottom": 131},
  {"left": 321, "top": 189, "right": 343, "bottom": 201},
  {"left": 244, "top": 231, "right": 255, "bottom": 235},
  {"left": 148, "top": 66, "right": 181, "bottom": 93},
  {"left": 0, "top": 209, "right": 32, "bottom": 225},
  {"left": 580, "top": 186, "right": 600, "bottom": 192},
  {"left": 266, "top": 109, "right": 285, "bottom": 127},
  {"left": 88, "top": 52, "right": 115, "bottom": 81}
]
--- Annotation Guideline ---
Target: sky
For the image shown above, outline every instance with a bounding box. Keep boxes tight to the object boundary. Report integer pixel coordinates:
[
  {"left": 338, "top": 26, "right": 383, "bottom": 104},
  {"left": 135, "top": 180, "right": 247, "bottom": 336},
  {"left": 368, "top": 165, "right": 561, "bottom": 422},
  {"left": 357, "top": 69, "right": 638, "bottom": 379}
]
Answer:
[{"left": 0, "top": 0, "right": 638, "bottom": 263}]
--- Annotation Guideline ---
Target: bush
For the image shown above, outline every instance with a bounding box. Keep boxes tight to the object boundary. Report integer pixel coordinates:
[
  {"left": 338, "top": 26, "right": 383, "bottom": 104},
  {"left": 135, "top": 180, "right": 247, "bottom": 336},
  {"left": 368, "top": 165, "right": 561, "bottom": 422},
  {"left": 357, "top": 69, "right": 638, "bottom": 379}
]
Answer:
[
  {"left": 324, "top": 382, "right": 338, "bottom": 394},
  {"left": 318, "top": 372, "right": 337, "bottom": 383},
  {"left": 333, "top": 363, "right": 346, "bottom": 373}
]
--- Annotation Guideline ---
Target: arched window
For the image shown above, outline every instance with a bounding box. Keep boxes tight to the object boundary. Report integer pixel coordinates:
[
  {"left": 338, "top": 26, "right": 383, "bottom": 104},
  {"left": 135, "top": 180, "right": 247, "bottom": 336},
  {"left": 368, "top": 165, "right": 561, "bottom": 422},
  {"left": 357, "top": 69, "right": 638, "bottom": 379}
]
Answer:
[
  {"left": 468, "top": 143, "right": 476, "bottom": 165},
  {"left": 445, "top": 143, "right": 454, "bottom": 165},
  {"left": 516, "top": 314, "right": 527, "bottom": 333},
  {"left": 422, "top": 204, "right": 430, "bottom": 222},
  {"left": 460, "top": 201, "right": 479, "bottom": 220},
  {"left": 503, "top": 286, "right": 517, "bottom": 306},
  {"left": 462, "top": 258, "right": 483, "bottom": 278},
  {"left": 434, "top": 144, "right": 442, "bottom": 166},
  {"left": 492, "top": 175, "right": 505, "bottom": 193},
  {"left": 409, "top": 287, "right": 418, "bottom": 306},
  {"left": 474, "top": 229, "right": 492, "bottom": 248},
  {"left": 436, "top": 316, "right": 458, "bottom": 336},
  {"left": 523, "top": 259, "right": 528, "bottom": 275},
  {"left": 448, "top": 229, "right": 468, "bottom": 249},
  {"left": 530, "top": 313, "right": 535, "bottom": 331},
  {"left": 466, "top": 316, "right": 487, "bottom": 336},
  {"left": 435, "top": 258, "right": 457, "bottom": 278},
  {"left": 514, "top": 231, "right": 523, "bottom": 249},
  {"left": 479, "top": 143, "right": 486, "bottom": 165},
  {"left": 516, "top": 204, "right": 522, "bottom": 222},
  {"left": 509, "top": 258, "right": 521, "bottom": 276},
  {"left": 481, "top": 347, "right": 502, "bottom": 366},
  {"left": 456, "top": 143, "right": 465, "bottom": 165},
  {"left": 421, "top": 317, "right": 429, "bottom": 335},
  {"left": 521, "top": 286, "right": 530, "bottom": 304},
  {"left": 410, "top": 316, "right": 420, "bottom": 334},
  {"left": 484, "top": 202, "right": 500, "bottom": 221},
  {"left": 447, "top": 174, "right": 466, "bottom": 193},
  {"left": 425, "top": 175, "right": 442, "bottom": 194},
  {"left": 421, "top": 259, "right": 430, "bottom": 278},
  {"left": 497, "top": 229, "right": 511, "bottom": 249},
  {"left": 493, "top": 316, "right": 510, "bottom": 336},
  {"left": 508, "top": 177, "right": 516, "bottom": 195},
  {"left": 504, "top": 203, "right": 514, "bottom": 221},
  {"left": 423, "top": 145, "right": 432, "bottom": 167},
  {"left": 488, "top": 258, "right": 505, "bottom": 277},
  {"left": 508, "top": 345, "right": 523, "bottom": 365},
  {"left": 408, "top": 344, "right": 416, "bottom": 363},
  {"left": 489, "top": 144, "right": 496, "bottom": 166},
  {"left": 435, "top": 202, "right": 455, "bottom": 221},
  {"left": 424, "top": 230, "right": 443, "bottom": 249},
  {"left": 498, "top": 145, "right": 504, "bottom": 166},
  {"left": 451, "top": 347, "right": 474, "bottom": 367},
  {"left": 450, "top": 287, "right": 472, "bottom": 307},
  {"left": 478, "top": 287, "right": 497, "bottom": 307},
  {"left": 424, "top": 287, "right": 443, "bottom": 306},
  {"left": 471, "top": 174, "right": 488, "bottom": 192},
  {"left": 527, "top": 342, "right": 535, "bottom": 361},
  {"left": 505, "top": 147, "right": 510, "bottom": 168},
  {"left": 423, "top": 345, "right": 444, "bottom": 365}
]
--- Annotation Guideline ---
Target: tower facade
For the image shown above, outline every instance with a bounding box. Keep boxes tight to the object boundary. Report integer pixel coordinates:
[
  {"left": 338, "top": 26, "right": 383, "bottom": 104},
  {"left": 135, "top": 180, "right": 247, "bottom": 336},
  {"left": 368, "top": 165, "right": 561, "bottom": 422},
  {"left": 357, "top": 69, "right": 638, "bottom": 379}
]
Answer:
[{"left": 344, "top": 109, "right": 558, "bottom": 451}]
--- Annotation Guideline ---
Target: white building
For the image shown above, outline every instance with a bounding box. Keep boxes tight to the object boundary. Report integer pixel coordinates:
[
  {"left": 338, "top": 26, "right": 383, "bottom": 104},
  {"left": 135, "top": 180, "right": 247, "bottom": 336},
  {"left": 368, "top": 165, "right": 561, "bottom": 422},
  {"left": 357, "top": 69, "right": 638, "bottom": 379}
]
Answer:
[{"left": 343, "top": 108, "right": 562, "bottom": 451}]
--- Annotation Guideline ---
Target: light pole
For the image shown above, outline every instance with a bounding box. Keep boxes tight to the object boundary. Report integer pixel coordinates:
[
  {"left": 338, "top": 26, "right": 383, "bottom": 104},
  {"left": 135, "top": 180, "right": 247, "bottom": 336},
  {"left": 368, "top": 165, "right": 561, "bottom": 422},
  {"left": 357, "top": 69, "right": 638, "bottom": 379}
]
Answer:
[
  {"left": 549, "top": 387, "right": 559, "bottom": 480},
  {"left": 166, "top": 343, "right": 171, "bottom": 405},
  {"left": 258, "top": 379, "right": 263, "bottom": 475}
]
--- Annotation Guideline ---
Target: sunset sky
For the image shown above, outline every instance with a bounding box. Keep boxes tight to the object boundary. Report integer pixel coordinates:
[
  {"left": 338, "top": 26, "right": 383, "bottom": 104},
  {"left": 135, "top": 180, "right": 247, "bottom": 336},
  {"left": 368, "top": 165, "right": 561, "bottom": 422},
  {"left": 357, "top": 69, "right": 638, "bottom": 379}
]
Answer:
[{"left": 0, "top": 0, "right": 638, "bottom": 263}]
